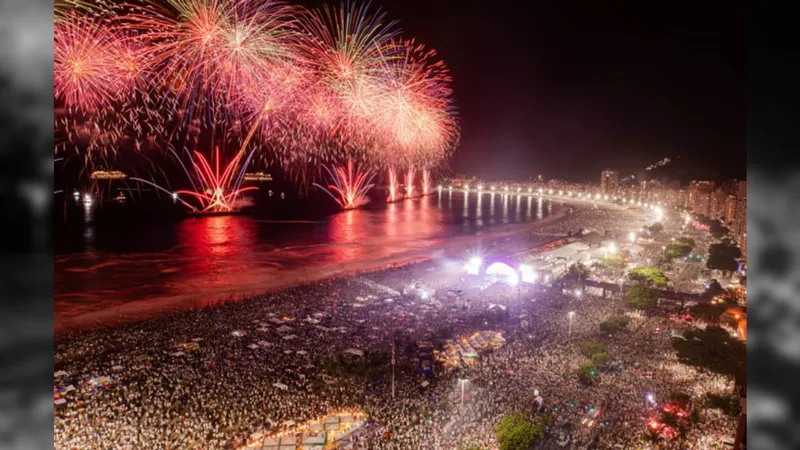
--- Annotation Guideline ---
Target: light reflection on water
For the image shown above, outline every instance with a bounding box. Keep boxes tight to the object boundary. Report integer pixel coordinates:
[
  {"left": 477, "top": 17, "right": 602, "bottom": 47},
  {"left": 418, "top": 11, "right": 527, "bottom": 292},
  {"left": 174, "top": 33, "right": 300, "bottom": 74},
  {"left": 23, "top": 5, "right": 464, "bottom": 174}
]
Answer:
[{"left": 56, "top": 192, "right": 558, "bottom": 329}]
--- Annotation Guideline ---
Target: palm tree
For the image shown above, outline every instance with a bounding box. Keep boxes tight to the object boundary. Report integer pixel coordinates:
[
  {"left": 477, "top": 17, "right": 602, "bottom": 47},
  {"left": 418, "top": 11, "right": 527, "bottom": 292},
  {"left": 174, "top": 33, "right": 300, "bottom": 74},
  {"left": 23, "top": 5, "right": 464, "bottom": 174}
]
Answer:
[{"left": 644, "top": 427, "right": 665, "bottom": 448}]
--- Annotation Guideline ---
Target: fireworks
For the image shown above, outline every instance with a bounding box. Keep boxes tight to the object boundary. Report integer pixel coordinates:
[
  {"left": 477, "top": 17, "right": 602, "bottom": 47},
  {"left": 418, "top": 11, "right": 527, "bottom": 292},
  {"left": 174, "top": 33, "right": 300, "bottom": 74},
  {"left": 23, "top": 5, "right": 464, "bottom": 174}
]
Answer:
[
  {"left": 405, "top": 167, "right": 416, "bottom": 198},
  {"left": 54, "top": 13, "right": 127, "bottom": 111},
  {"left": 173, "top": 146, "right": 258, "bottom": 213},
  {"left": 376, "top": 40, "right": 458, "bottom": 164},
  {"left": 54, "top": 0, "right": 459, "bottom": 211},
  {"left": 314, "top": 159, "right": 375, "bottom": 210},
  {"left": 422, "top": 166, "right": 431, "bottom": 196},
  {"left": 387, "top": 165, "right": 399, "bottom": 202}
]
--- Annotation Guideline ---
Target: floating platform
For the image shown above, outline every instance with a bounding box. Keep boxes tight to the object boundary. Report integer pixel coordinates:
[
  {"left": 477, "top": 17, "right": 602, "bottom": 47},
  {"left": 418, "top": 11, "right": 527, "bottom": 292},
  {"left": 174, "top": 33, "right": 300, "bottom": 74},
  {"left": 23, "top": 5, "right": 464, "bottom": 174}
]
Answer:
[{"left": 187, "top": 209, "right": 244, "bottom": 217}]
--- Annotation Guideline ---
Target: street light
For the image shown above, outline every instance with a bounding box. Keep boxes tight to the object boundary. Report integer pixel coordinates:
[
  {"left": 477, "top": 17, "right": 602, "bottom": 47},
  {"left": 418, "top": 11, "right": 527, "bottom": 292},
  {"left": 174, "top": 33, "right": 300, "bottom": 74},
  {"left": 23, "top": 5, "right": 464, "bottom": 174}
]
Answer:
[
  {"left": 458, "top": 378, "right": 468, "bottom": 405},
  {"left": 568, "top": 311, "right": 576, "bottom": 339}
]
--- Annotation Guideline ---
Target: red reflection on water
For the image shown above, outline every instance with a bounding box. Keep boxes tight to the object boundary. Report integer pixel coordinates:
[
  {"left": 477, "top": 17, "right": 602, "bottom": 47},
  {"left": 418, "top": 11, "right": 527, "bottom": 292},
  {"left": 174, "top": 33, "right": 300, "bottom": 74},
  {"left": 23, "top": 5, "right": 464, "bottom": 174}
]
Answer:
[
  {"left": 178, "top": 215, "right": 256, "bottom": 284},
  {"left": 328, "top": 209, "right": 361, "bottom": 261}
]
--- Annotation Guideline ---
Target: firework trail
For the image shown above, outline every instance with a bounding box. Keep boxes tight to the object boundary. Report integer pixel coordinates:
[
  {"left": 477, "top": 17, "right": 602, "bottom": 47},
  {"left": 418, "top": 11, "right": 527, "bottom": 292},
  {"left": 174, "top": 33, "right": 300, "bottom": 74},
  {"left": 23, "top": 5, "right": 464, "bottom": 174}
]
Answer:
[
  {"left": 405, "top": 167, "right": 416, "bottom": 198},
  {"left": 314, "top": 159, "right": 375, "bottom": 209},
  {"left": 55, "top": 0, "right": 115, "bottom": 23},
  {"left": 387, "top": 165, "right": 400, "bottom": 202},
  {"left": 422, "top": 166, "right": 431, "bottom": 196}
]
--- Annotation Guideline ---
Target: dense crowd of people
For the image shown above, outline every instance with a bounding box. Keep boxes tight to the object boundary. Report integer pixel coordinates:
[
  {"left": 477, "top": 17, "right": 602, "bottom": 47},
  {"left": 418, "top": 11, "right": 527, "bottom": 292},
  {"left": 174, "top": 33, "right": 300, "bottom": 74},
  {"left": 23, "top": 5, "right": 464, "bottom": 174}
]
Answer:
[{"left": 53, "top": 204, "right": 739, "bottom": 449}]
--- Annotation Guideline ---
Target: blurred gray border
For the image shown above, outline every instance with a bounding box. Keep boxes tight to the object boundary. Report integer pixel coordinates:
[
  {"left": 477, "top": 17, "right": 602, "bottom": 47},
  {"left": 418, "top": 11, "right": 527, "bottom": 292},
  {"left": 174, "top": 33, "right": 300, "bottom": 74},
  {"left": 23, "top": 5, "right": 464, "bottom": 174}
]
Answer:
[
  {"left": 0, "top": 0, "right": 54, "bottom": 449},
  {"left": 746, "top": 1, "right": 800, "bottom": 449}
]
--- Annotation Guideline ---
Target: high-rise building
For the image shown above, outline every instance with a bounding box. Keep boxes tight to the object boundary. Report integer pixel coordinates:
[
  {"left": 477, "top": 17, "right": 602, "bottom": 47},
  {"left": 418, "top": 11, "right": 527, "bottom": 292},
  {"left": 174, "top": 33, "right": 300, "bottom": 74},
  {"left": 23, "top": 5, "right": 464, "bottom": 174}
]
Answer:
[
  {"left": 688, "top": 181, "right": 715, "bottom": 216},
  {"left": 710, "top": 189, "right": 730, "bottom": 221},
  {"left": 734, "top": 183, "right": 747, "bottom": 258},
  {"left": 725, "top": 195, "right": 738, "bottom": 224},
  {"left": 600, "top": 170, "right": 619, "bottom": 195}
]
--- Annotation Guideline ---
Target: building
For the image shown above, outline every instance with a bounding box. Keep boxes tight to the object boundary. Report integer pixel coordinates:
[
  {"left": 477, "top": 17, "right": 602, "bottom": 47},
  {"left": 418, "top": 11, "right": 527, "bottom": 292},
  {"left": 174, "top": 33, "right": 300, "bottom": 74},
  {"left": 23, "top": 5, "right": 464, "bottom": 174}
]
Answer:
[
  {"left": 600, "top": 170, "right": 619, "bottom": 195},
  {"left": 725, "top": 195, "right": 738, "bottom": 224},
  {"left": 734, "top": 185, "right": 747, "bottom": 258},
  {"left": 710, "top": 189, "right": 730, "bottom": 221},
  {"left": 688, "top": 181, "right": 715, "bottom": 216}
]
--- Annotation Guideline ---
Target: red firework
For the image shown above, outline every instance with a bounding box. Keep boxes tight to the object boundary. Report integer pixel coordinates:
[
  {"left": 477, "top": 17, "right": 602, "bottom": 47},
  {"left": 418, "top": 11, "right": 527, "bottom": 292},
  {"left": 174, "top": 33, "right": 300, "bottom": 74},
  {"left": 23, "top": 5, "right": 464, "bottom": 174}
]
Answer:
[
  {"left": 315, "top": 159, "right": 375, "bottom": 210},
  {"left": 125, "top": 0, "right": 299, "bottom": 125},
  {"left": 298, "top": 2, "right": 400, "bottom": 150},
  {"left": 54, "top": 12, "right": 128, "bottom": 111},
  {"left": 174, "top": 146, "right": 258, "bottom": 213},
  {"left": 387, "top": 165, "right": 400, "bottom": 202},
  {"left": 422, "top": 166, "right": 432, "bottom": 195},
  {"left": 373, "top": 39, "right": 458, "bottom": 166},
  {"left": 405, "top": 167, "right": 416, "bottom": 198}
]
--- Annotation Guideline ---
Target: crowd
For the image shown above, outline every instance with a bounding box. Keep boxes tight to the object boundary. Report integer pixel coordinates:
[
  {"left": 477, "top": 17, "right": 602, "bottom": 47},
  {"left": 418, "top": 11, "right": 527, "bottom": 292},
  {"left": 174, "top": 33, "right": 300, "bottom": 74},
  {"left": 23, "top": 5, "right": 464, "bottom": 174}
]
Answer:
[{"left": 53, "top": 204, "right": 738, "bottom": 450}]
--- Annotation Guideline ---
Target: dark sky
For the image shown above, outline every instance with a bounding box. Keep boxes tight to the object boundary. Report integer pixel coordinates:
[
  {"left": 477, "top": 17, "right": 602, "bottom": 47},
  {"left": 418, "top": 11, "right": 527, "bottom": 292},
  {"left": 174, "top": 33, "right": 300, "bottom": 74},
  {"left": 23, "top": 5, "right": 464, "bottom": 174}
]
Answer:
[{"left": 301, "top": 0, "right": 745, "bottom": 183}]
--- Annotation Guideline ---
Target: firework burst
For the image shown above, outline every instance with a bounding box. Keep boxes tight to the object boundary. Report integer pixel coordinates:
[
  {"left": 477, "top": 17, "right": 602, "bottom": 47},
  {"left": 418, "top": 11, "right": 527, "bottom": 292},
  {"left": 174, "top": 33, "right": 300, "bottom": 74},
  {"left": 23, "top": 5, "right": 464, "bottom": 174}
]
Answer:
[
  {"left": 54, "top": 12, "right": 128, "bottom": 111},
  {"left": 374, "top": 39, "right": 457, "bottom": 166},
  {"left": 314, "top": 159, "right": 375, "bottom": 210},
  {"left": 173, "top": 145, "right": 258, "bottom": 213},
  {"left": 298, "top": 1, "right": 399, "bottom": 150}
]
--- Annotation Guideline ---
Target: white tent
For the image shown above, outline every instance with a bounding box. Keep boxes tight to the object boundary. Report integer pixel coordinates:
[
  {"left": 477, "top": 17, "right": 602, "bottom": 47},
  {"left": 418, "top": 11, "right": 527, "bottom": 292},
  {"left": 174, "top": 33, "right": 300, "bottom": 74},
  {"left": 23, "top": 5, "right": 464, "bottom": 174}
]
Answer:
[
  {"left": 301, "top": 433, "right": 326, "bottom": 447},
  {"left": 276, "top": 325, "right": 293, "bottom": 333},
  {"left": 261, "top": 438, "right": 280, "bottom": 449},
  {"left": 54, "top": 370, "right": 68, "bottom": 378},
  {"left": 54, "top": 398, "right": 67, "bottom": 406},
  {"left": 324, "top": 416, "right": 341, "bottom": 431},
  {"left": 279, "top": 437, "right": 297, "bottom": 450},
  {"left": 248, "top": 344, "right": 260, "bottom": 350},
  {"left": 345, "top": 349, "right": 364, "bottom": 357},
  {"left": 296, "top": 350, "right": 308, "bottom": 356},
  {"left": 282, "top": 334, "right": 297, "bottom": 341},
  {"left": 258, "top": 340, "right": 271, "bottom": 347},
  {"left": 273, "top": 382, "right": 289, "bottom": 391}
]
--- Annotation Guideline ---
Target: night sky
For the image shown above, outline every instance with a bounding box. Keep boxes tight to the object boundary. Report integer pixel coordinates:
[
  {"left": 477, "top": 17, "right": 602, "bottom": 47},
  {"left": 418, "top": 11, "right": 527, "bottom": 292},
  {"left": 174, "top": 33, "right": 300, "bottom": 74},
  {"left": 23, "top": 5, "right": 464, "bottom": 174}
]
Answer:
[{"left": 299, "top": 0, "right": 745, "bottom": 183}]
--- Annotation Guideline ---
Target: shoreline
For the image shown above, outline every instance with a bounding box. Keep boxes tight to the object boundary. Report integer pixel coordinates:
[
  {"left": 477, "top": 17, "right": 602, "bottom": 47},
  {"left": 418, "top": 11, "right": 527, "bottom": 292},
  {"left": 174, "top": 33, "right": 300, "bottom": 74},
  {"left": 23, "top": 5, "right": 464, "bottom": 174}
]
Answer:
[{"left": 55, "top": 202, "right": 574, "bottom": 336}]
